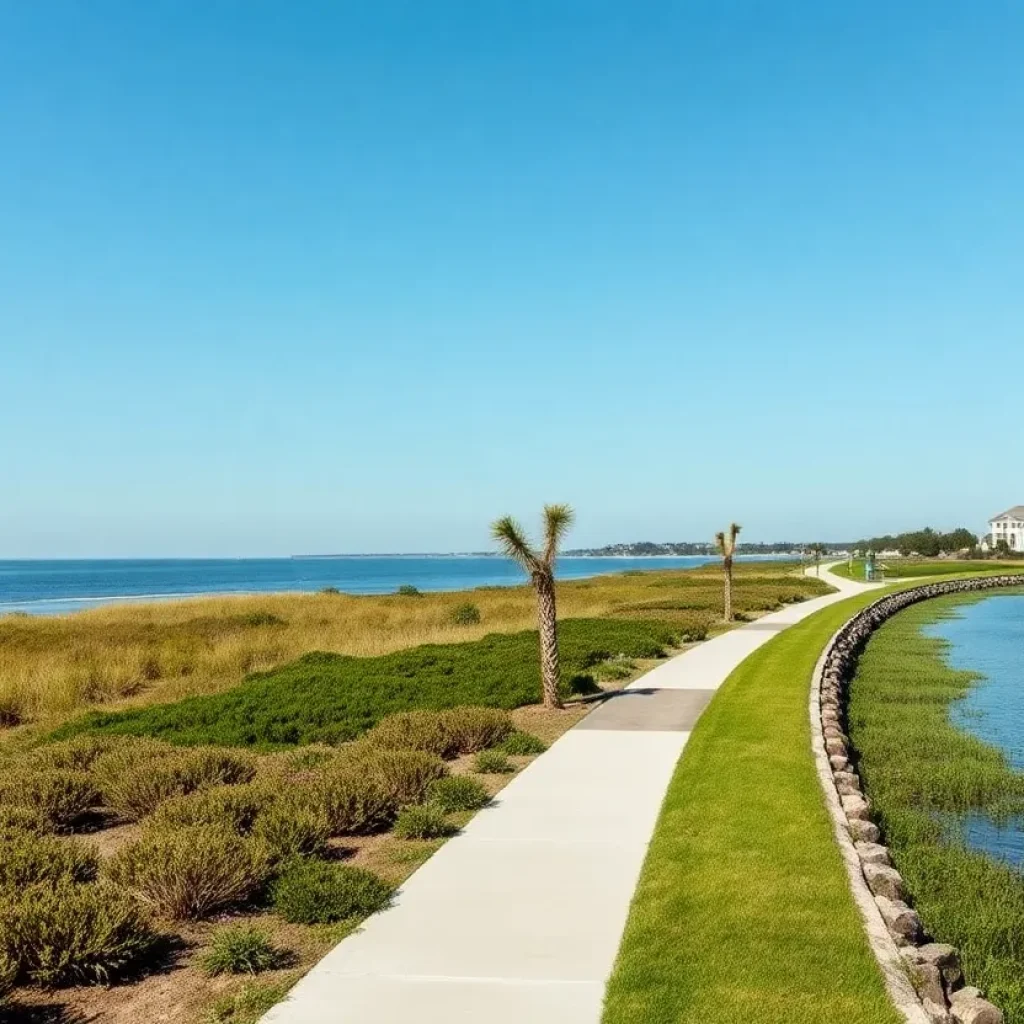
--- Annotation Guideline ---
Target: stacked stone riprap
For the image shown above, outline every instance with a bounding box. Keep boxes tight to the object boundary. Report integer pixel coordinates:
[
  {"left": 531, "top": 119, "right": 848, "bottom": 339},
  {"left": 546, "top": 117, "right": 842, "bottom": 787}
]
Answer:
[{"left": 816, "top": 574, "right": 1022, "bottom": 1024}]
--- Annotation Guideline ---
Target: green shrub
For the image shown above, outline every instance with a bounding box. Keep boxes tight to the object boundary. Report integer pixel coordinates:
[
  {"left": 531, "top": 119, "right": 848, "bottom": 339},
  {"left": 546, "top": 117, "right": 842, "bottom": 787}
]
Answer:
[
  {"left": 451, "top": 602, "right": 481, "bottom": 625},
  {"left": 251, "top": 802, "right": 331, "bottom": 861},
  {"left": 366, "top": 707, "right": 512, "bottom": 760},
  {"left": 0, "top": 830, "right": 98, "bottom": 889},
  {"left": 0, "top": 804, "right": 48, "bottom": 835},
  {"left": 473, "top": 749, "right": 514, "bottom": 774},
  {"left": 396, "top": 584, "right": 421, "bottom": 597},
  {"left": 392, "top": 803, "right": 456, "bottom": 839},
  {"left": 0, "top": 769, "right": 97, "bottom": 830},
  {"left": 320, "top": 586, "right": 341, "bottom": 595},
  {"left": 106, "top": 823, "right": 269, "bottom": 919},
  {"left": 26, "top": 735, "right": 119, "bottom": 772},
  {"left": 294, "top": 767, "right": 397, "bottom": 836},
  {"left": 53, "top": 619, "right": 683, "bottom": 747},
  {"left": 270, "top": 860, "right": 393, "bottom": 925},
  {"left": 152, "top": 784, "right": 271, "bottom": 834},
  {"left": 339, "top": 744, "right": 448, "bottom": 806},
  {"left": 96, "top": 744, "right": 256, "bottom": 821},
  {"left": 204, "top": 981, "right": 288, "bottom": 1023},
  {"left": 499, "top": 731, "right": 547, "bottom": 756},
  {"left": 0, "top": 953, "right": 15, "bottom": 1005},
  {"left": 200, "top": 925, "right": 284, "bottom": 976},
  {"left": 425, "top": 775, "right": 490, "bottom": 813},
  {"left": 243, "top": 612, "right": 285, "bottom": 628},
  {"left": 592, "top": 658, "right": 635, "bottom": 682},
  {"left": 0, "top": 880, "right": 155, "bottom": 986}
]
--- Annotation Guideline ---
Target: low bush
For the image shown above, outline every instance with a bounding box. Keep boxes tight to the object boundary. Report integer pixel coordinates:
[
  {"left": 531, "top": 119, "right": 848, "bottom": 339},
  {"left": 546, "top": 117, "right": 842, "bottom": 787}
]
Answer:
[
  {"left": 53, "top": 619, "right": 682, "bottom": 747},
  {"left": 366, "top": 707, "right": 512, "bottom": 760},
  {"left": 0, "top": 830, "right": 98, "bottom": 888},
  {"left": 473, "top": 749, "right": 514, "bottom": 774},
  {"left": 152, "top": 785, "right": 271, "bottom": 834},
  {"left": 319, "top": 586, "right": 341, "bottom": 595},
  {"left": 0, "top": 804, "right": 49, "bottom": 835},
  {"left": 204, "top": 981, "right": 288, "bottom": 1024},
  {"left": 499, "top": 731, "right": 547, "bottom": 756},
  {"left": 0, "top": 953, "right": 15, "bottom": 1006},
  {"left": 0, "top": 769, "right": 98, "bottom": 831},
  {"left": 95, "top": 744, "right": 256, "bottom": 821},
  {"left": 294, "top": 767, "right": 397, "bottom": 836},
  {"left": 271, "top": 860, "right": 394, "bottom": 925},
  {"left": 251, "top": 802, "right": 331, "bottom": 861},
  {"left": 396, "top": 584, "right": 421, "bottom": 597},
  {"left": 451, "top": 602, "right": 481, "bottom": 625},
  {"left": 26, "top": 735, "right": 118, "bottom": 772},
  {"left": 392, "top": 803, "right": 456, "bottom": 840},
  {"left": 0, "top": 880, "right": 156, "bottom": 986},
  {"left": 200, "top": 925, "right": 284, "bottom": 976},
  {"left": 339, "top": 744, "right": 448, "bottom": 805},
  {"left": 242, "top": 612, "right": 285, "bottom": 628},
  {"left": 425, "top": 775, "right": 490, "bottom": 813},
  {"left": 106, "top": 823, "right": 269, "bottom": 919}
]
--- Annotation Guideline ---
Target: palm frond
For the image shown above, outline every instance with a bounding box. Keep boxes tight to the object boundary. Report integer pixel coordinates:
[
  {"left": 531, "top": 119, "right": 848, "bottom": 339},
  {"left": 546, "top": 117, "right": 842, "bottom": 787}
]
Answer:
[
  {"left": 491, "top": 515, "right": 540, "bottom": 572},
  {"left": 714, "top": 530, "right": 726, "bottom": 554},
  {"left": 715, "top": 523, "right": 742, "bottom": 557},
  {"left": 542, "top": 504, "right": 575, "bottom": 564}
]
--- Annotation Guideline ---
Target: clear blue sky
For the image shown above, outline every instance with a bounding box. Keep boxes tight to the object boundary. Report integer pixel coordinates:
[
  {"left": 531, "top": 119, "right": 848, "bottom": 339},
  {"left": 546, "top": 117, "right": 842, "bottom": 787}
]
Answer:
[{"left": 2, "top": 2, "right": 1020, "bottom": 557}]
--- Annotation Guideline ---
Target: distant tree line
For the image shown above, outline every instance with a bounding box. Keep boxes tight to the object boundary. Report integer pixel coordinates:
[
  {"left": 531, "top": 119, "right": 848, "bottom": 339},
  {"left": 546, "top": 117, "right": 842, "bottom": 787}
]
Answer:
[{"left": 853, "top": 527, "right": 979, "bottom": 557}]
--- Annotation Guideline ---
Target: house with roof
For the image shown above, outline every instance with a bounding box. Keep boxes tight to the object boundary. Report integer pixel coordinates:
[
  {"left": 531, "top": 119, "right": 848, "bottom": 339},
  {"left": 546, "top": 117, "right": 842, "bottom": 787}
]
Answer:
[{"left": 989, "top": 506, "right": 1024, "bottom": 551}]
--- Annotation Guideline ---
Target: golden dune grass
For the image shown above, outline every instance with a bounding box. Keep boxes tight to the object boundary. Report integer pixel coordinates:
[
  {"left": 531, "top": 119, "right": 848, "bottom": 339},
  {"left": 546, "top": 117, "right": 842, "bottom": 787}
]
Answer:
[{"left": 0, "top": 563, "right": 824, "bottom": 732}]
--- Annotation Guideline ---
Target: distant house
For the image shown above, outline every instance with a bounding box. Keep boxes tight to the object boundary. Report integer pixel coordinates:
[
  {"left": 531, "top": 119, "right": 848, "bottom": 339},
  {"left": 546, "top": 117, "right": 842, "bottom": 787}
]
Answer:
[{"left": 988, "top": 506, "right": 1024, "bottom": 552}]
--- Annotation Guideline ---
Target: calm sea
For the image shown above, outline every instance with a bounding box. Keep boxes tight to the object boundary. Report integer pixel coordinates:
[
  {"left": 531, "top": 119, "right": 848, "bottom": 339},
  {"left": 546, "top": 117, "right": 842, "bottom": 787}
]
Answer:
[
  {"left": 926, "top": 594, "right": 1024, "bottom": 869},
  {"left": 0, "top": 555, "right": 781, "bottom": 617}
]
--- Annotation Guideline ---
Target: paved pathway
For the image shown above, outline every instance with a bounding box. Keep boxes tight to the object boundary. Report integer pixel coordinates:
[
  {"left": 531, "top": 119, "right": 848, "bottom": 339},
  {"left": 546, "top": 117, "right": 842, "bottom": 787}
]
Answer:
[{"left": 264, "top": 564, "right": 876, "bottom": 1024}]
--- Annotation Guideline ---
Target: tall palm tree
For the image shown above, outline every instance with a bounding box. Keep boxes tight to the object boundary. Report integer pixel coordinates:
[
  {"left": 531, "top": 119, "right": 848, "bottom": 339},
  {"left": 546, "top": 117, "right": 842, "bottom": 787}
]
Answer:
[
  {"left": 491, "top": 504, "right": 575, "bottom": 710},
  {"left": 714, "top": 522, "right": 742, "bottom": 622},
  {"left": 809, "top": 542, "right": 825, "bottom": 576}
]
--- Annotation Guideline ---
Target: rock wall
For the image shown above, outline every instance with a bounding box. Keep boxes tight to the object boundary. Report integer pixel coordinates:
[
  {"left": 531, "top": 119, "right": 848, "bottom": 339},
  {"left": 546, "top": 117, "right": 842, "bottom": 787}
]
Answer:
[{"left": 814, "top": 575, "right": 1022, "bottom": 1024}]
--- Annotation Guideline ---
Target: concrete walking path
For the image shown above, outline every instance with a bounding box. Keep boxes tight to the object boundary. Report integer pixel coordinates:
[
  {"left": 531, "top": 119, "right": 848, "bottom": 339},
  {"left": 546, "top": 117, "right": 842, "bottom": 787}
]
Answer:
[{"left": 264, "top": 564, "right": 877, "bottom": 1024}]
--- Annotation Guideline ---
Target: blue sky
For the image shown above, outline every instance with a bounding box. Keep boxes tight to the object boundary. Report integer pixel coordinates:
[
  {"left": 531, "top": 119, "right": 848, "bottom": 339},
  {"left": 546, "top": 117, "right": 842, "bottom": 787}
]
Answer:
[{"left": 2, "top": 2, "right": 1021, "bottom": 557}]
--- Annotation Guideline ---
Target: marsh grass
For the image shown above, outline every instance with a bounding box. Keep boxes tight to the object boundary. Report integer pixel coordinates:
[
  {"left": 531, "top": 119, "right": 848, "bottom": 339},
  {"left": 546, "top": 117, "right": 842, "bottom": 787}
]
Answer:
[
  {"left": 847, "top": 593, "right": 1024, "bottom": 1019},
  {"left": 0, "top": 564, "right": 824, "bottom": 732}
]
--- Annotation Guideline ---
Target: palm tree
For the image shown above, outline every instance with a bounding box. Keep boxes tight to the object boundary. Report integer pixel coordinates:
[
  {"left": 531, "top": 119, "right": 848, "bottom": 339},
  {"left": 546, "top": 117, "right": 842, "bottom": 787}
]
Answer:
[
  {"left": 491, "top": 504, "right": 575, "bottom": 710},
  {"left": 809, "top": 542, "right": 826, "bottom": 576},
  {"left": 714, "top": 522, "right": 742, "bottom": 622}
]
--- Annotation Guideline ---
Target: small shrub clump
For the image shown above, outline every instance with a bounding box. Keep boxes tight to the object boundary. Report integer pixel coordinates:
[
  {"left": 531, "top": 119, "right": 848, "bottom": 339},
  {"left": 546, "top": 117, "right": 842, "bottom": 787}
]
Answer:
[
  {"left": 473, "top": 749, "right": 514, "bottom": 774},
  {"left": 396, "top": 584, "right": 421, "bottom": 597},
  {"left": 152, "top": 784, "right": 271, "bottom": 834},
  {"left": 200, "top": 925, "right": 284, "bottom": 976},
  {"left": 271, "top": 861, "right": 394, "bottom": 925},
  {"left": 295, "top": 767, "right": 398, "bottom": 836},
  {"left": 425, "top": 775, "right": 490, "bottom": 813},
  {"left": 95, "top": 743, "right": 256, "bottom": 821},
  {"left": 0, "top": 830, "right": 98, "bottom": 888},
  {"left": 0, "top": 769, "right": 98, "bottom": 831},
  {"left": 339, "top": 745, "right": 448, "bottom": 806},
  {"left": 251, "top": 802, "right": 331, "bottom": 862},
  {"left": 366, "top": 708, "right": 512, "bottom": 760},
  {"left": 451, "top": 602, "right": 481, "bottom": 625},
  {"left": 0, "top": 880, "right": 156, "bottom": 987},
  {"left": 499, "top": 731, "right": 547, "bottom": 756},
  {"left": 106, "top": 823, "right": 269, "bottom": 920},
  {"left": 243, "top": 612, "right": 285, "bottom": 628},
  {"left": 204, "top": 981, "right": 288, "bottom": 1023},
  {"left": 0, "top": 804, "right": 49, "bottom": 835},
  {"left": 392, "top": 803, "right": 456, "bottom": 840}
]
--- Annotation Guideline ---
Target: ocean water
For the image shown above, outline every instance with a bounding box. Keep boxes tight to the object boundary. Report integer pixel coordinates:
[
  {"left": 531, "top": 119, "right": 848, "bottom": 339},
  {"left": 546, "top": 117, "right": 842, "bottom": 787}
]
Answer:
[
  {"left": 0, "top": 555, "right": 780, "bottom": 617},
  {"left": 925, "top": 594, "right": 1024, "bottom": 867}
]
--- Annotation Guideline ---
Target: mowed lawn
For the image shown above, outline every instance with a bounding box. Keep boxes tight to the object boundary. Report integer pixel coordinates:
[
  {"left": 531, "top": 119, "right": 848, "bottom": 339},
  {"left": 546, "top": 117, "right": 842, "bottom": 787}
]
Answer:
[{"left": 602, "top": 591, "right": 902, "bottom": 1024}]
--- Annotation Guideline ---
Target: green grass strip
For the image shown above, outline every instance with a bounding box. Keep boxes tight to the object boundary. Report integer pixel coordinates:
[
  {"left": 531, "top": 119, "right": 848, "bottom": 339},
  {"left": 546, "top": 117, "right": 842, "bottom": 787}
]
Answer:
[
  {"left": 603, "top": 592, "right": 902, "bottom": 1024},
  {"left": 848, "top": 594, "right": 1024, "bottom": 1020},
  {"left": 50, "top": 618, "right": 681, "bottom": 748}
]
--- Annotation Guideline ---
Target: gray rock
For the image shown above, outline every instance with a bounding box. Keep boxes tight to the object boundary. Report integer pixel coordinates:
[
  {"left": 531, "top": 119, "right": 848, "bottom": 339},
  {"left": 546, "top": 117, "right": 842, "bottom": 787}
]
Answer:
[
  {"left": 826, "top": 737, "right": 847, "bottom": 758},
  {"left": 842, "top": 793, "right": 871, "bottom": 820},
  {"left": 855, "top": 841, "right": 892, "bottom": 866},
  {"left": 863, "top": 862, "right": 905, "bottom": 900},
  {"left": 904, "top": 943, "right": 963, "bottom": 988},
  {"left": 952, "top": 989, "right": 983, "bottom": 1004},
  {"left": 950, "top": 997, "right": 1003, "bottom": 1024},
  {"left": 876, "top": 895, "right": 922, "bottom": 944},
  {"left": 833, "top": 771, "right": 861, "bottom": 795},
  {"left": 829, "top": 754, "right": 850, "bottom": 772},
  {"left": 849, "top": 818, "right": 881, "bottom": 843},
  {"left": 908, "top": 962, "right": 946, "bottom": 1009}
]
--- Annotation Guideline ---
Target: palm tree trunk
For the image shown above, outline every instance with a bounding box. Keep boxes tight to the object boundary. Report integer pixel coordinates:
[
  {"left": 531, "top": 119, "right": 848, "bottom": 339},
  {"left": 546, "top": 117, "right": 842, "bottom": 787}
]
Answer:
[
  {"left": 534, "top": 572, "right": 563, "bottom": 710},
  {"left": 723, "top": 560, "right": 733, "bottom": 621}
]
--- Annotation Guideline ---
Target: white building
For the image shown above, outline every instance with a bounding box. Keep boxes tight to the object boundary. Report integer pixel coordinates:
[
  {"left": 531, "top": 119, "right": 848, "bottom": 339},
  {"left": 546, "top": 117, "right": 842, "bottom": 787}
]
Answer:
[{"left": 989, "top": 506, "right": 1024, "bottom": 552}]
